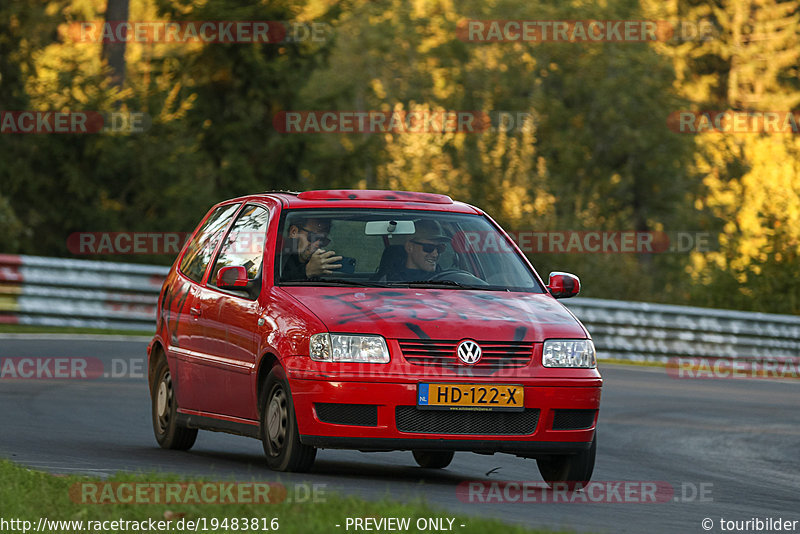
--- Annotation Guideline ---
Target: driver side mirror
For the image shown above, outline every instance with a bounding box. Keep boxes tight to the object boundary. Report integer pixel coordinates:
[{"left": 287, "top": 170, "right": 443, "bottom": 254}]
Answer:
[
  {"left": 217, "top": 266, "right": 248, "bottom": 289},
  {"left": 547, "top": 272, "right": 580, "bottom": 299}
]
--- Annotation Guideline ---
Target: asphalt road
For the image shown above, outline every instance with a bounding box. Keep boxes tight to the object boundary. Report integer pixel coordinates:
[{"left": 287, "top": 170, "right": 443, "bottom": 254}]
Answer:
[{"left": 1, "top": 337, "right": 798, "bottom": 533}]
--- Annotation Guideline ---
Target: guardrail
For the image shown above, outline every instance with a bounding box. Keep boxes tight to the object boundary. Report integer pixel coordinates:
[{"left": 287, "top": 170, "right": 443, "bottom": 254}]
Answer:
[
  {"left": 564, "top": 298, "right": 800, "bottom": 363},
  {"left": 0, "top": 254, "right": 167, "bottom": 331},
  {"left": 1, "top": 254, "right": 798, "bottom": 363}
]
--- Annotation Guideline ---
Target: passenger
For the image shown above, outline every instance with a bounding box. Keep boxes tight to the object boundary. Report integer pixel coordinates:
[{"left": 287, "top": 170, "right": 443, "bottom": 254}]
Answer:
[
  {"left": 393, "top": 220, "right": 450, "bottom": 281},
  {"left": 282, "top": 218, "right": 342, "bottom": 280}
]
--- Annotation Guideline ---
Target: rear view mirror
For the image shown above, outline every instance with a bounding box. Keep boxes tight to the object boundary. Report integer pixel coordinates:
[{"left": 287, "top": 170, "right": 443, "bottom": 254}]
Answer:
[
  {"left": 547, "top": 272, "right": 580, "bottom": 299},
  {"left": 365, "top": 220, "right": 416, "bottom": 236},
  {"left": 217, "top": 266, "right": 248, "bottom": 289}
]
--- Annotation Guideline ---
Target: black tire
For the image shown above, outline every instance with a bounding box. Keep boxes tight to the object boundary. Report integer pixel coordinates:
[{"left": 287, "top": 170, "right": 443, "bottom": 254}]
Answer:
[
  {"left": 151, "top": 357, "right": 197, "bottom": 450},
  {"left": 412, "top": 450, "right": 455, "bottom": 469},
  {"left": 536, "top": 435, "right": 596, "bottom": 490},
  {"left": 261, "top": 366, "right": 316, "bottom": 472}
]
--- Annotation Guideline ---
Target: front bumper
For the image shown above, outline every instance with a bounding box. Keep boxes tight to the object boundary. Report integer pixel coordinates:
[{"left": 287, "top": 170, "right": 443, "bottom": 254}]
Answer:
[{"left": 290, "top": 376, "right": 601, "bottom": 455}]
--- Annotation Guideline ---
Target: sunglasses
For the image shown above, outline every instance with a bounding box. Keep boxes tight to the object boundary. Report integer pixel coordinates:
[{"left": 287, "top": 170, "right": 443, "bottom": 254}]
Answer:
[
  {"left": 300, "top": 227, "right": 331, "bottom": 247},
  {"left": 411, "top": 240, "right": 446, "bottom": 254}
]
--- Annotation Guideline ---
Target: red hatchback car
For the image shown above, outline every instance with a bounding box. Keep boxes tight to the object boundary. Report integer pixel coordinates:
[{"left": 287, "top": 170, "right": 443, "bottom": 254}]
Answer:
[{"left": 148, "top": 190, "right": 601, "bottom": 486}]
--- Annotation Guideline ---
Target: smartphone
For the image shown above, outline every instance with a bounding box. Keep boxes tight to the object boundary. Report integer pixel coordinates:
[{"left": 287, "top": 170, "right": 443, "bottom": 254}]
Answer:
[{"left": 340, "top": 256, "right": 356, "bottom": 274}]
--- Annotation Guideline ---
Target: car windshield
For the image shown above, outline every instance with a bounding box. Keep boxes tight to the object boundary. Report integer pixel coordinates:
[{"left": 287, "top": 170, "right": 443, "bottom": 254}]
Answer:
[{"left": 275, "top": 209, "right": 544, "bottom": 292}]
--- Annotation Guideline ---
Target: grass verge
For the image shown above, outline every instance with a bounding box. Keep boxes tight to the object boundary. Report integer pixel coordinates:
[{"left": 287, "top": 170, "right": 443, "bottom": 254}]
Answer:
[{"left": 0, "top": 460, "right": 569, "bottom": 534}]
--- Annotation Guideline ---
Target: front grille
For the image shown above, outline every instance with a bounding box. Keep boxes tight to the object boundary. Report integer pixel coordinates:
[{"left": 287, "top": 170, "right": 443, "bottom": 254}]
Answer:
[
  {"left": 552, "top": 409, "right": 597, "bottom": 430},
  {"left": 398, "top": 340, "right": 533, "bottom": 369},
  {"left": 395, "top": 406, "right": 539, "bottom": 435},
  {"left": 315, "top": 403, "right": 378, "bottom": 427}
]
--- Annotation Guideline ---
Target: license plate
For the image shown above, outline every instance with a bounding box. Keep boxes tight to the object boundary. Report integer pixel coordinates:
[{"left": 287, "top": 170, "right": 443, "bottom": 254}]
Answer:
[{"left": 417, "top": 383, "right": 524, "bottom": 411}]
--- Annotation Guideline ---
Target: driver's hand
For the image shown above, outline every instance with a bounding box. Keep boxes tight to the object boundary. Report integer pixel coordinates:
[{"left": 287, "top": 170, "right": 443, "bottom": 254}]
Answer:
[{"left": 306, "top": 249, "right": 343, "bottom": 277}]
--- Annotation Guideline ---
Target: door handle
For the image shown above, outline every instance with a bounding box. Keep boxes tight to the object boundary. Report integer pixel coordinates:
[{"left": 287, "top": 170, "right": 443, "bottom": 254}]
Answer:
[{"left": 189, "top": 307, "right": 202, "bottom": 318}]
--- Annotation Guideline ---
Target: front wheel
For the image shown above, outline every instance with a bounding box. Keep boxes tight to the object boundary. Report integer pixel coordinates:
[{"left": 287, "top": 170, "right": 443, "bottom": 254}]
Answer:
[
  {"left": 412, "top": 450, "right": 454, "bottom": 469},
  {"left": 536, "top": 435, "right": 596, "bottom": 490},
  {"left": 261, "top": 366, "right": 316, "bottom": 472},
  {"left": 151, "top": 358, "right": 197, "bottom": 450}
]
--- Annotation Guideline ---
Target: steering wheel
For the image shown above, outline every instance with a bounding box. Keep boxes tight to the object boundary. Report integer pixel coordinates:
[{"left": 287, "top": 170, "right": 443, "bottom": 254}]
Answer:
[{"left": 427, "top": 269, "right": 489, "bottom": 286}]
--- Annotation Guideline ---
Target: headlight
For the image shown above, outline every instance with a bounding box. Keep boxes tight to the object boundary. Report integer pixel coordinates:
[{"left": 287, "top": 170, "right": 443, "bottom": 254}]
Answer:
[
  {"left": 542, "top": 339, "right": 596, "bottom": 368},
  {"left": 309, "top": 333, "right": 390, "bottom": 363}
]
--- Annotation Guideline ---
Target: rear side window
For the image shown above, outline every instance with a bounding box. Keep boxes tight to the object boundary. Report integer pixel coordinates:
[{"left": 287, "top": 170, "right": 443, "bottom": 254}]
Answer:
[{"left": 179, "top": 204, "right": 241, "bottom": 283}]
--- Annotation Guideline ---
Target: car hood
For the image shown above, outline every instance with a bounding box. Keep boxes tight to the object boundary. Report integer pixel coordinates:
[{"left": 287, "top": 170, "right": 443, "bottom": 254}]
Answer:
[{"left": 280, "top": 287, "right": 587, "bottom": 342}]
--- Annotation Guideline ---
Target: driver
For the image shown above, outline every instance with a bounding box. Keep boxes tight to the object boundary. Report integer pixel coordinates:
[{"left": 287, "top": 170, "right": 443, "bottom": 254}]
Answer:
[
  {"left": 395, "top": 220, "right": 450, "bottom": 281},
  {"left": 282, "top": 218, "right": 342, "bottom": 280}
]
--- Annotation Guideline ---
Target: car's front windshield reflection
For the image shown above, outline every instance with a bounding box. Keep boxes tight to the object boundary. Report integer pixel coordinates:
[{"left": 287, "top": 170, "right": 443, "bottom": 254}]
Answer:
[{"left": 275, "top": 209, "right": 544, "bottom": 292}]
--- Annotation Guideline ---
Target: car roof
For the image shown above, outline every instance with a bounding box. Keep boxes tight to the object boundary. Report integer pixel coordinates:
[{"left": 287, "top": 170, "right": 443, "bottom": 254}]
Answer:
[{"left": 228, "top": 190, "right": 482, "bottom": 214}]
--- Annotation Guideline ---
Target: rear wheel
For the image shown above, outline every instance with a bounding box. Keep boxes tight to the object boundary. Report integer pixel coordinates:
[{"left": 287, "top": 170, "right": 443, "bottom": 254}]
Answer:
[
  {"left": 151, "top": 358, "right": 197, "bottom": 450},
  {"left": 412, "top": 450, "right": 455, "bottom": 469},
  {"left": 261, "top": 366, "right": 316, "bottom": 472},
  {"left": 536, "top": 436, "right": 596, "bottom": 490}
]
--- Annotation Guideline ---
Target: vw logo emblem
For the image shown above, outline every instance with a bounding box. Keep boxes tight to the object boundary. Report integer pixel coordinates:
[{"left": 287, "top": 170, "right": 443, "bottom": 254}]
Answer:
[{"left": 457, "top": 340, "right": 482, "bottom": 365}]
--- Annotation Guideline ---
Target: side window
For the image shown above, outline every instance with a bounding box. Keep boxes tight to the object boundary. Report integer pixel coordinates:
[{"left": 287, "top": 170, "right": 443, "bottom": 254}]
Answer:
[
  {"left": 179, "top": 204, "right": 241, "bottom": 283},
  {"left": 210, "top": 205, "right": 270, "bottom": 287}
]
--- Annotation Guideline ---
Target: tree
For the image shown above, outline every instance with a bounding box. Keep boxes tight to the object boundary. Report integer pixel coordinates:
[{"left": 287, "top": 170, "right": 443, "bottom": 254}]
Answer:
[
  {"left": 644, "top": 0, "right": 800, "bottom": 109},
  {"left": 646, "top": 0, "right": 800, "bottom": 312},
  {"left": 102, "top": 0, "right": 130, "bottom": 88}
]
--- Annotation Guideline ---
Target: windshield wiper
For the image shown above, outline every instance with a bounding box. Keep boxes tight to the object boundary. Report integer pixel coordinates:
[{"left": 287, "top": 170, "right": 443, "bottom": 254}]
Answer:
[
  {"left": 282, "top": 279, "right": 385, "bottom": 287},
  {"left": 387, "top": 280, "right": 473, "bottom": 289},
  {"left": 386, "top": 280, "right": 514, "bottom": 291}
]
